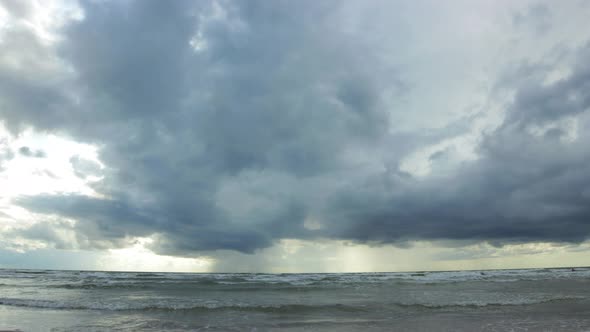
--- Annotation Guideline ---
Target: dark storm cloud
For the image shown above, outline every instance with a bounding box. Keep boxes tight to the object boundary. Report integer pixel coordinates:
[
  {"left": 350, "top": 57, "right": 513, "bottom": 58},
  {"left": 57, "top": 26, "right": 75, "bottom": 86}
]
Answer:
[
  {"left": 12, "top": 220, "right": 75, "bottom": 250},
  {"left": 61, "top": 1, "right": 199, "bottom": 121},
  {"left": 500, "top": 55, "right": 590, "bottom": 127},
  {"left": 3, "top": 0, "right": 402, "bottom": 254},
  {"left": 16, "top": 193, "right": 279, "bottom": 253},
  {"left": 16, "top": 195, "right": 156, "bottom": 242},
  {"left": 0, "top": 0, "right": 77, "bottom": 135},
  {"left": 320, "top": 42, "right": 590, "bottom": 245},
  {"left": 2, "top": 0, "right": 590, "bottom": 255}
]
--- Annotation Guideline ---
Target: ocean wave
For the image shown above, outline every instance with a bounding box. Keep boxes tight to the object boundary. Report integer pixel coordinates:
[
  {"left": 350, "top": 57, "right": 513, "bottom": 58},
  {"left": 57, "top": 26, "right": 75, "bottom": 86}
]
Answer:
[
  {"left": 49, "top": 278, "right": 309, "bottom": 289},
  {"left": 14, "top": 270, "right": 49, "bottom": 274},
  {"left": 1, "top": 268, "right": 590, "bottom": 287},
  {"left": 0, "top": 298, "right": 367, "bottom": 313},
  {"left": 1, "top": 295, "right": 584, "bottom": 312},
  {"left": 397, "top": 296, "right": 585, "bottom": 309}
]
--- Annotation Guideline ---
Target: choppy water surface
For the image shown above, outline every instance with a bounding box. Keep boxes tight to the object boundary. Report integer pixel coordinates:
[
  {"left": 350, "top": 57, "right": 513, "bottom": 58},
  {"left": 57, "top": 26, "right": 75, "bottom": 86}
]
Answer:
[{"left": 1, "top": 268, "right": 590, "bottom": 331}]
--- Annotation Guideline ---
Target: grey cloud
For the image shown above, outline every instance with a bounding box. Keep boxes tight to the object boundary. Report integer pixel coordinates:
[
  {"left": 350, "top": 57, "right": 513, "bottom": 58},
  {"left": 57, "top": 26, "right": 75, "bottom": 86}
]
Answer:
[
  {"left": 18, "top": 146, "right": 46, "bottom": 158},
  {"left": 0, "top": 0, "right": 35, "bottom": 18},
  {"left": 320, "top": 42, "right": 590, "bottom": 246},
  {"left": 32, "top": 169, "right": 58, "bottom": 179},
  {"left": 0, "top": 1, "right": 75, "bottom": 135},
  {"left": 60, "top": 1, "right": 199, "bottom": 121},
  {"left": 3, "top": 1, "right": 590, "bottom": 257},
  {"left": 16, "top": 194, "right": 156, "bottom": 247},
  {"left": 512, "top": 3, "right": 552, "bottom": 35},
  {"left": 13, "top": 221, "right": 75, "bottom": 250},
  {"left": 504, "top": 66, "right": 590, "bottom": 127},
  {"left": 70, "top": 155, "right": 101, "bottom": 179},
  {"left": 5, "top": 0, "right": 404, "bottom": 255},
  {"left": 0, "top": 141, "right": 14, "bottom": 171}
]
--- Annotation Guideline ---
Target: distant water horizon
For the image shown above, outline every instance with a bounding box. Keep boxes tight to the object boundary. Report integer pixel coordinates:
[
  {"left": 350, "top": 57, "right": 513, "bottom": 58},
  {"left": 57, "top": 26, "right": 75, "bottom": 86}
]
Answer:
[
  {"left": 1, "top": 267, "right": 590, "bottom": 331},
  {"left": 3, "top": 264, "right": 590, "bottom": 274}
]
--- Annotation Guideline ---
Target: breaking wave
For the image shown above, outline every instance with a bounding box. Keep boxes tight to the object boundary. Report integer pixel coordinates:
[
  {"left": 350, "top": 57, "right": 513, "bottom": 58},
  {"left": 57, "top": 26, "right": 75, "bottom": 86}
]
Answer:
[
  {"left": 2, "top": 268, "right": 590, "bottom": 288},
  {"left": 0, "top": 295, "right": 583, "bottom": 312}
]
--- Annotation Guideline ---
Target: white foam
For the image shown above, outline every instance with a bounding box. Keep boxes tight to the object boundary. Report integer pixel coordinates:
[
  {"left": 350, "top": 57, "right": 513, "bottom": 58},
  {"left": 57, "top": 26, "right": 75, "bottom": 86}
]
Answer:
[{"left": 1, "top": 267, "right": 590, "bottom": 287}]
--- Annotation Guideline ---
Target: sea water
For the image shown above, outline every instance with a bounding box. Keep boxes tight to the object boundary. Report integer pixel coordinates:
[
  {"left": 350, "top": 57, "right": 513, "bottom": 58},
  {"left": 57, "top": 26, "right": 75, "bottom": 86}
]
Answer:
[{"left": 0, "top": 267, "right": 589, "bottom": 331}]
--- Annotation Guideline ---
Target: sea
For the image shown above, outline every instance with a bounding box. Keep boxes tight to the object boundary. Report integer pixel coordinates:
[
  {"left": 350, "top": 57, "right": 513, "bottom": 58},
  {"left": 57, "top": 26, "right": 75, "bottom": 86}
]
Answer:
[{"left": 0, "top": 268, "right": 590, "bottom": 331}]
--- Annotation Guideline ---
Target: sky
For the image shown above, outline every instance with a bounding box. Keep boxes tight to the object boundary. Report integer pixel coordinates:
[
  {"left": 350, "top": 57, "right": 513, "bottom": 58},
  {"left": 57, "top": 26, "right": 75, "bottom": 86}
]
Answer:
[{"left": 0, "top": 0, "right": 590, "bottom": 273}]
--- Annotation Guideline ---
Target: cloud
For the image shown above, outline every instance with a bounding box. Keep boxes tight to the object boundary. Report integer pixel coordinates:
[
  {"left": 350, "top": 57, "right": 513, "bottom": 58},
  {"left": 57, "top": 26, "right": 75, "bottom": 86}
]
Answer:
[
  {"left": 512, "top": 3, "right": 552, "bottom": 35},
  {"left": 320, "top": 41, "right": 590, "bottom": 246},
  {"left": 7, "top": 0, "right": 404, "bottom": 255},
  {"left": 0, "top": 0, "right": 81, "bottom": 134},
  {"left": 18, "top": 146, "right": 46, "bottom": 158},
  {"left": 69, "top": 155, "right": 101, "bottom": 179},
  {"left": 1, "top": 0, "right": 590, "bottom": 259},
  {"left": 16, "top": 194, "right": 156, "bottom": 249},
  {"left": 0, "top": 247, "right": 101, "bottom": 270},
  {"left": 0, "top": 141, "right": 14, "bottom": 171}
]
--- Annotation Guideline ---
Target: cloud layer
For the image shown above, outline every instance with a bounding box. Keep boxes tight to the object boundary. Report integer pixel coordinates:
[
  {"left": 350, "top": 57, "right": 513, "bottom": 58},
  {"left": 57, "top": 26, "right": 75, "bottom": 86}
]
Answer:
[{"left": 1, "top": 0, "right": 590, "bottom": 257}]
